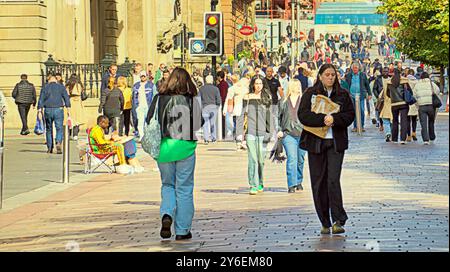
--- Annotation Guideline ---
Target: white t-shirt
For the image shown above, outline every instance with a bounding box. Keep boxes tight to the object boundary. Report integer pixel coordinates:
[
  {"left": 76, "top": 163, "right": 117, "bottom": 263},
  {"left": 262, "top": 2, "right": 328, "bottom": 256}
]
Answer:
[
  {"left": 324, "top": 88, "right": 334, "bottom": 139},
  {"left": 138, "top": 82, "right": 148, "bottom": 109}
]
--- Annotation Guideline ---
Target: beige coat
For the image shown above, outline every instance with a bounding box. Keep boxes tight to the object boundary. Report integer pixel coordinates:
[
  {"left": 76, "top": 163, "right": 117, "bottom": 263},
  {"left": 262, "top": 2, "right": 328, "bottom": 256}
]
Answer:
[
  {"left": 379, "top": 77, "right": 392, "bottom": 121},
  {"left": 65, "top": 83, "right": 85, "bottom": 126},
  {"left": 407, "top": 76, "right": 418, "bottom": 116}
]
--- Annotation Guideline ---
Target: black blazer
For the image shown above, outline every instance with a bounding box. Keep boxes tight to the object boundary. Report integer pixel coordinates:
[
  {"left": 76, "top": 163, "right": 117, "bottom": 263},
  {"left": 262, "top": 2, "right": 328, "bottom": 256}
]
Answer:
[{"left": 298, "top": 86, "right": 355, "bottom": 153}]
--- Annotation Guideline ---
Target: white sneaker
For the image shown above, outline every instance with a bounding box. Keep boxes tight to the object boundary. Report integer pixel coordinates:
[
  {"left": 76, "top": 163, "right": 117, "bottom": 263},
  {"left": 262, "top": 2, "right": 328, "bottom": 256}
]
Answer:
[
  {"left": 400, "top": 141, "right": 406, "bottom": 145},
  {"left": 73, "top": 136, "right": 78, "bottom": 141},
  {"left": 134, "top": 166, "right": 145, "bottom": 173},
  {"left": 116, "top": 164, "right": 132, "bottom": 174},
  {"left": 424, "top": 141, "right": 430, "bottom": 145}
]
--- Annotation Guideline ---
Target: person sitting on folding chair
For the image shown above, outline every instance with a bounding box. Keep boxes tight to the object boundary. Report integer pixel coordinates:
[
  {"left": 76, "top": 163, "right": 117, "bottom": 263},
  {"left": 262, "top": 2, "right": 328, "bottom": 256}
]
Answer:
[{"left": 89, "top": 115, "right": 144, "bottom": 173}]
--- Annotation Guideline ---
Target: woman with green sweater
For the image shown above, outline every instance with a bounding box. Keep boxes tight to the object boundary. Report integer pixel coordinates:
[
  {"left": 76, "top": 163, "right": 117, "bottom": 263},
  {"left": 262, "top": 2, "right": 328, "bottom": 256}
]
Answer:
[{"left": 146, "top": 68, "right": 203, "bottom": 241}]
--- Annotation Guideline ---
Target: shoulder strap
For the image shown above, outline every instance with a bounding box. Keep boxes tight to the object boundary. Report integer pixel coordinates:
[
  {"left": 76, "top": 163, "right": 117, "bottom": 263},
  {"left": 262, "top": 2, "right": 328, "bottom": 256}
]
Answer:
[
  {"left": 429, "top": 79, "right": 435, "bottom": 95},
  {"left": 190, "top": 96, "right": 193, "bottom": 140}
]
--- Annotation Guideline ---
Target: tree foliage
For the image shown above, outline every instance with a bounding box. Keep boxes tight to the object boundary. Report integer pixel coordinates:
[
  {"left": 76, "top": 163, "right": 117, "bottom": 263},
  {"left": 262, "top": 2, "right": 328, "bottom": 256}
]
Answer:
[{"left": 378, "top": 0, "right": 449, "bottom": 67}]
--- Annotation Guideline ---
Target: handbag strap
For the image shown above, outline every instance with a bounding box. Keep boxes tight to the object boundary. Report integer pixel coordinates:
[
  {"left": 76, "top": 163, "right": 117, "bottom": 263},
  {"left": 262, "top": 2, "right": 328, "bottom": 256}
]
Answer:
[
  {"left": 429, "top": 79, "right": 436, "bottom": 95},
  {"left": 190, "top": 96, "right": 193, "bottom": 140},
  {"left": 153, "top": 96, "right": 159, "bottom": 122}
]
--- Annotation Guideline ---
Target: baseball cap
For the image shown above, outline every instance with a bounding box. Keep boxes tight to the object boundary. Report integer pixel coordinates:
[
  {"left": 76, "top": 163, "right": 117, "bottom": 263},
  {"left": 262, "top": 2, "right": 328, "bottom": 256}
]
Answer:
[{"left": 139, "top": 71, "right": 147, "bottom": 77}]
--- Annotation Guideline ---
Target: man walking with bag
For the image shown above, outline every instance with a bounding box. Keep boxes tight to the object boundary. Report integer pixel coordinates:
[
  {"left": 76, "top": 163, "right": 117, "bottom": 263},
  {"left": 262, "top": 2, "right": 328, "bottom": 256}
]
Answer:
[
  {"left": 38, "top": 73, "right": 71, "bottom": 154},
  {"left": 12, "top": 74, "right": 37, "bottom": 135}
]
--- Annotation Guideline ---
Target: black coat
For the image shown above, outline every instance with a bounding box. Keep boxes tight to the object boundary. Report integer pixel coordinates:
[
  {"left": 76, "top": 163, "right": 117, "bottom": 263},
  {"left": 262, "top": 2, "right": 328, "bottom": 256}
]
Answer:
[{"left": 298, "top": 87, "right": 355, "bottom": 153}]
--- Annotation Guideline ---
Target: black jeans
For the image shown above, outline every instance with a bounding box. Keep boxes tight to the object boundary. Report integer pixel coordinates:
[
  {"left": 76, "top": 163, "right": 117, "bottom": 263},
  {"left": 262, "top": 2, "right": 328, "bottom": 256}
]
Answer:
[
  {"left": 407, "top": 115, "right": 418, "bottom": 136},
  {"left": 69, "top": 125, "right": 80, "bottom": 138},
  {"left": 391, "top": 105, "right": 409, "bottom": 142},
  {"left": 418, "top": 105, "right": 436, "bottom": 142},
  {"left": 119, "top": 109, "right": 131, "bottom": 136},
  {"left": 17, "top": 103, "right": 31, "bottom": 132},
  {"left": 308, "top": 139, "right": 348, "bottom": 228}
]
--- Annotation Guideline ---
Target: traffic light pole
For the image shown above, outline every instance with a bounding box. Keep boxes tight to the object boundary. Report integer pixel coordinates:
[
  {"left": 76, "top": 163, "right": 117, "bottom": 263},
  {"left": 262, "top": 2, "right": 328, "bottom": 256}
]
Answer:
[{"left": 211, "top": 0, "right": 218, "bottom": 80}]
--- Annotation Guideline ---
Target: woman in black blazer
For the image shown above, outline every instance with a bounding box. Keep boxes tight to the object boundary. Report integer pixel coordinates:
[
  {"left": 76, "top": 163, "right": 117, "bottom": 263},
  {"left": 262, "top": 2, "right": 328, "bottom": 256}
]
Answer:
[{"left": 298, "top": 64, "right": 355, "bottom": 235}]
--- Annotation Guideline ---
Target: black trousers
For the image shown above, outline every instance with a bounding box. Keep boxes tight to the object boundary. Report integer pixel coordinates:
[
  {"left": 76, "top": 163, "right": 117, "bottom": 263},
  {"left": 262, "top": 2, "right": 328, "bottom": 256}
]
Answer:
[
  {"left": 308, "top": 139, "right": 348, "bottom": 228},
  {"left": 407, "top": 115, "right": 418, "bottom": 136},
  {"left": 17, "top": 103, "right": 31, "bottom": 132},
  {"left": 119, "top": 109, "right": 131, "bottom": 136},
  {"left": 418, "top": 105, "right": 436, "bottom": 142},
  {"left": 391, "top": 105, "right": 409, "bottom": 142}
]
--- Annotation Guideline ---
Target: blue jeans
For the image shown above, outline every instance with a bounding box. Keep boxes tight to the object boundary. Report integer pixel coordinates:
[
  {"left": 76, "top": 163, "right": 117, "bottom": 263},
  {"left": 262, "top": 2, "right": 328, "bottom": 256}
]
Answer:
[
  {"left": 158, "top": 154, "right": 196, "bottom": 236},
  {"left": 44, "top": 108, "right": 64, "bottom": 150},
  {"left": 246, "top": 134, "right": 267, "bottom": 188},
  {"left": 351, "top": 97, "right": 365, "bottom": 129},
  {"left": 282, "top": 135, "right": 306, "bottom": 188},
  {"left": 225, "top": 111, "right": 234, "bottom": 139},
  {"left": 382, "top": 118, "right": 392, "bottom": 137},
  {"left": 202, "top": 106, "right": 218, "bottom": 141}
]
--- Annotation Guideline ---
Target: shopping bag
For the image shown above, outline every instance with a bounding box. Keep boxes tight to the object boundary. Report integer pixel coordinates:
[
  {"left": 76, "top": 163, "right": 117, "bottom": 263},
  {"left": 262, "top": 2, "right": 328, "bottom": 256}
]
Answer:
[{"left": 34, "top": 111, "right": 45, "bottom": 135}]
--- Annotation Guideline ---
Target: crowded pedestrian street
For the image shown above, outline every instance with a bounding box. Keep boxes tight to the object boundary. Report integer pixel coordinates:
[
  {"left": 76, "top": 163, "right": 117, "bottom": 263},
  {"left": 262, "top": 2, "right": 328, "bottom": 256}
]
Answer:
[
  {"left": 0, "top": 0, "right": 448, "bottom": 255},
  {"left": 0, "top": 112, "right": 447, "bottom": 252}
]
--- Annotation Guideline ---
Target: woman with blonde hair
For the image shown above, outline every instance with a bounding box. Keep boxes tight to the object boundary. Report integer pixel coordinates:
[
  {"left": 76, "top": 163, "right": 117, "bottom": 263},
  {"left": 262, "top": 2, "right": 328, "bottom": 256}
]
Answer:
[
  {"left": 117, "top": 76, "right": 133, "bottom": 136},
  {"left": 277, "top": 79, "right": 307, "bottom": 193}
]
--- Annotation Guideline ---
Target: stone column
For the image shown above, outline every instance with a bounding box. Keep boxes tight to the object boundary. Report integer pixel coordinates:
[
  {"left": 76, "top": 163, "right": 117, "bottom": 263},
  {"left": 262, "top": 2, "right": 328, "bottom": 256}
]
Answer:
[
  {"left": 127, "top": 0, "right": 144, "bottom": 64},
  {"left": 143, "top": 0, "right": 158, "bottom": 65}
]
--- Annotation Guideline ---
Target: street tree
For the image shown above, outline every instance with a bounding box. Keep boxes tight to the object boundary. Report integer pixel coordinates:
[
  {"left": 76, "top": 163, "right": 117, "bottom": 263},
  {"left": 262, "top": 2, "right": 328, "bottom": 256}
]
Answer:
[{"left": 378, "top": 0, "right": 449, "bottom": 91}]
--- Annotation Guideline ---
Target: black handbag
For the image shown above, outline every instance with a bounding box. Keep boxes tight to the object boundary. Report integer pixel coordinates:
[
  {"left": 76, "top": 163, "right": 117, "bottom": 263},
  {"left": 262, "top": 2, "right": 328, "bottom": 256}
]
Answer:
[
  {"left": 432, "top": 94, "right": 442, "bottom": 108},
  {"left": 430, "top": 80, "right": 442, "bottom": 108},
  {"left": 80, "top": 89, "right": 88, "bottom": 101}
]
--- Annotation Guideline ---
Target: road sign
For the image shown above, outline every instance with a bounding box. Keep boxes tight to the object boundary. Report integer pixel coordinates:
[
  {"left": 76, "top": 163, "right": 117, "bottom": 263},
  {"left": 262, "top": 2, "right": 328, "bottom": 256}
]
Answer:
[
  {"left": 299, "top": 31, "right": 307, "bottom": 41},
  {"left": 239, "top": 25, "right": 254, "bottom": 36}
]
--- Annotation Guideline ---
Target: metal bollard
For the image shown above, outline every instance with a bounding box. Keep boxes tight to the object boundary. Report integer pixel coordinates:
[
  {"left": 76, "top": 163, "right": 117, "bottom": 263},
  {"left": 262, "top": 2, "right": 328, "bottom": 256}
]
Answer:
[
  {"left": 0, "top": 112, "right": 4, "bottom": 209},
  {"left": 62, "top": 125, "right": 69, "bottom": 184},
  {"left": 355, "top": 94, "right": 362, "bottom": 135}
]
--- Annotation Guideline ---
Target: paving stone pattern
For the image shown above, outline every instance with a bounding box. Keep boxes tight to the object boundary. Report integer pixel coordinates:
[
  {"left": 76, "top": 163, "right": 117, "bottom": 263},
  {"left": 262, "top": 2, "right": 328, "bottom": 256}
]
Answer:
[{"left": 0, "top": 115, "right": 448, "bottom": 252}]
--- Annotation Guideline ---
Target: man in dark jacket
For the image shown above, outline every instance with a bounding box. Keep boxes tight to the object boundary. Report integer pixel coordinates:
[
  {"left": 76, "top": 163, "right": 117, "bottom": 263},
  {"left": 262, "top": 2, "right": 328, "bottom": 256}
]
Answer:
[
  {"left": 12, "top": 74, "right": 37, "bottom": 135},
  {"left": 295, "top": 67, "right": 309, "bottom": 92},
  {"left": 199, "top": 75, "right": 221, "bottom": 143},
  {"left": 100, "top": 64, "right": 119, "bottom": 93},
  {"left": 300, "top": 47, "right": 310, "bottom": 62},
  {"left": 372, "top": 58, "right": 382, "bottom": 75},
  {"left": 38, "top": 74, "right": 71, "bottom": 154},
  {"left": 217, "top": 71, "right": 229, "bottom": 139},
  {"left": 345, "top": 62, "right": 371, "bottom": 132}
]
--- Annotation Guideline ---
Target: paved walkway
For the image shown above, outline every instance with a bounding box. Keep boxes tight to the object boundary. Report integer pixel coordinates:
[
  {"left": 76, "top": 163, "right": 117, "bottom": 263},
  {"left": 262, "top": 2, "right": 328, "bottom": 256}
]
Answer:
[{"left": 0, "top": 115, "right": 448, "bottom": 252}]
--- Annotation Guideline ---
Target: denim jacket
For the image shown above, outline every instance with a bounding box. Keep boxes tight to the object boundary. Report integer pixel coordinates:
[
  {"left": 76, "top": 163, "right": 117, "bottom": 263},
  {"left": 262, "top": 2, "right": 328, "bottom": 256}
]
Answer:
[{"left": 132, "top": 81, "right": 154, "bottom": 109}]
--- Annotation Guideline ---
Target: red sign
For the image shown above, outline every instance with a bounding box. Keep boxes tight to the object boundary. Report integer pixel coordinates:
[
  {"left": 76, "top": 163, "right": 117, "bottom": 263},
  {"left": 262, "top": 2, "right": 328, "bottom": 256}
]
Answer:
[
  {"left": 299, "top": 31, "right": 306, "bottom": 41},
  {"left": 239, "top": 25, "right": 254, "bottom": 36}
]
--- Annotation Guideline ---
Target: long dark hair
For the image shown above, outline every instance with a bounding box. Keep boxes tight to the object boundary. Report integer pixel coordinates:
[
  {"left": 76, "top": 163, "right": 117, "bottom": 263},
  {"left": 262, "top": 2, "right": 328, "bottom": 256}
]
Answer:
[
  {"left": 65, "top": 74, "right": 84, "bottom": 94},
  {"left": 158, "top": 67, "right": 198, "bottom": 96},
  {"left": 248, "top": 75, "right": 272, "bottom": 107},
  {"left": 308, "top": 64, "right": 343, "bottom": 96}
]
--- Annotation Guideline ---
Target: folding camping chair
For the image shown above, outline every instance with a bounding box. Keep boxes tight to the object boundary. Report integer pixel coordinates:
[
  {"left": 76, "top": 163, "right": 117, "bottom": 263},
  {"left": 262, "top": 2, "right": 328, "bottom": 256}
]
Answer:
[{"left": 84, "top": 128, "right": 117, "bottom": 174}]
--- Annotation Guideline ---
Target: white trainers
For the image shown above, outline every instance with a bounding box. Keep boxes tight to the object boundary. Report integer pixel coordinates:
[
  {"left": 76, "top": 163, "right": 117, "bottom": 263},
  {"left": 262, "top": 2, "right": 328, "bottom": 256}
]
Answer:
[
  {"left": 116, "top": 164, "right": 133, "bottom": 174},
  {"left": 424, "top": 141, "right": 430, "bottom": 145}
]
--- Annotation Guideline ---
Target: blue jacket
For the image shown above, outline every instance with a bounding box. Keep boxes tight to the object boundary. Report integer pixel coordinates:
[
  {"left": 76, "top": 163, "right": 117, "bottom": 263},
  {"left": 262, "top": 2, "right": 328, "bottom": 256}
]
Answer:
[
  {"left": 345, "top": 72, "right": 371, "bottom": 100},
  {"left": 295, "top": 73, "right": 309, "bottom": 92},
  {"left": 132, "top": 81, "right": 154, "bottom": 109},
  {"left": 38, "top": 82, "right": 71, "bottom": 109}
]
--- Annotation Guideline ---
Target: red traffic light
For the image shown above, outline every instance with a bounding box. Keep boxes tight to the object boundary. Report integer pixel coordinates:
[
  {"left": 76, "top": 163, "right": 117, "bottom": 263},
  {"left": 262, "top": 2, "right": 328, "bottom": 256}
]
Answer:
[{"left": 207, "top": 15, "right": 219, "bottom": 26}]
